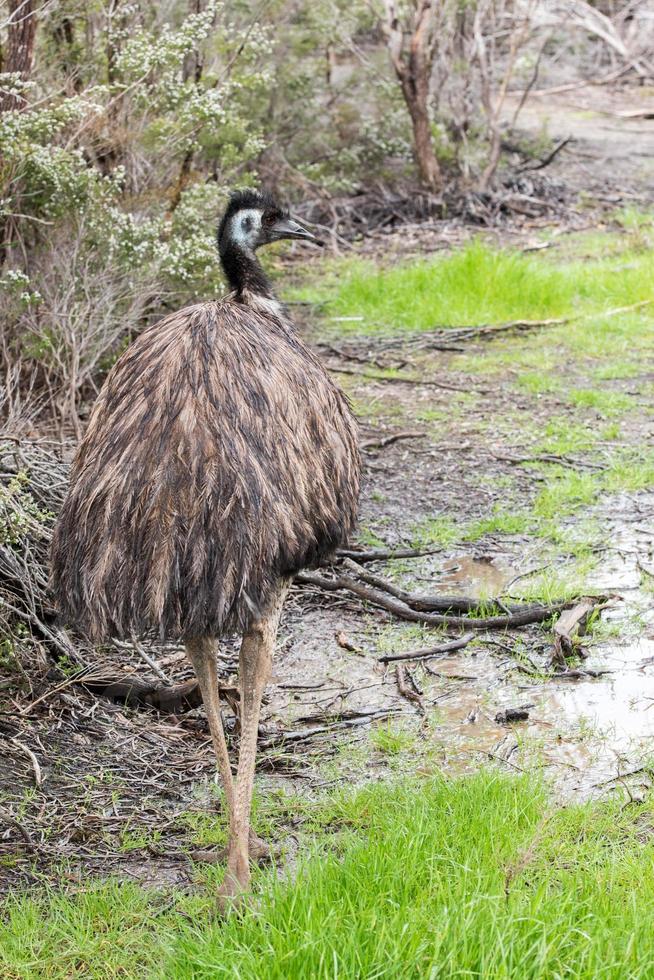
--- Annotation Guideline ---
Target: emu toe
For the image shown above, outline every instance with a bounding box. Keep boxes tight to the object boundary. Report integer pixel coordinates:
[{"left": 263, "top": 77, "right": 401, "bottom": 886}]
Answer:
[{"left": 217, "top": 858, "right": 250, "bottom": 912}]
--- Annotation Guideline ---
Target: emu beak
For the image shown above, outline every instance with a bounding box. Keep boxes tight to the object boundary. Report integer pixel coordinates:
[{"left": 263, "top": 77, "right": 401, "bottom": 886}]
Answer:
[{"left": 271, "top": 218, "right": 319, "bottom": 244}]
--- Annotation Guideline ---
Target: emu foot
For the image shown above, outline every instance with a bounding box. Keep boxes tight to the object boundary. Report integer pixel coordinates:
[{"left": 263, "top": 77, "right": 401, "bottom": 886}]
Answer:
[
  {"left": 216, "top": 852, "right": 250, "bottom": 913},
  {"left": 216, "top": 871, "right": 248, "bottom": 913}
]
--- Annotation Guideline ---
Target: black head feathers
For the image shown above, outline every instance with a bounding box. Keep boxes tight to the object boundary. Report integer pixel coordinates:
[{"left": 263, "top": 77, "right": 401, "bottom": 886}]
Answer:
[
  {"left": 216, "top": 189, "right": 317, "bottom": 299},
  {"left": 217, "top": 189, "right": 286, "bottom": 247}
]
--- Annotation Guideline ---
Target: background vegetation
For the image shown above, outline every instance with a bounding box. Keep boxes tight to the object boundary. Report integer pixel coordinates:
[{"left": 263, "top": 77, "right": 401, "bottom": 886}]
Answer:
[{"left": 2, "top": 0, "right": 652, "bottom": 435}]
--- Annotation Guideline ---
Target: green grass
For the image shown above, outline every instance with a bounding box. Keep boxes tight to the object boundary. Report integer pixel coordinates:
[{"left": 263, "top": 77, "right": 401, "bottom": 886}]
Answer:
[
  {"left": 369, "top": 720, "right": 417, "bottom": 756},
  {"left": 294, "top": 239, "right": 654, "bottom": 335},
  {"left": 4, "top": 772, "right": 654, "bottom": 978}
]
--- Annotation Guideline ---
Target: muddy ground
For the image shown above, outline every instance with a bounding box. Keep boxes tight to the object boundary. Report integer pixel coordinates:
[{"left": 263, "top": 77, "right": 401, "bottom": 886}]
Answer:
[{"left": 1, "top": 80, "right": 653, "bottom": 894}]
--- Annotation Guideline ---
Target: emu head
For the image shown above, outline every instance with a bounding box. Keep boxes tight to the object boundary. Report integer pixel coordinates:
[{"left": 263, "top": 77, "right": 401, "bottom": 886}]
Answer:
[{"left": 217, "top": 190, "right": 317, "bottom": 255}]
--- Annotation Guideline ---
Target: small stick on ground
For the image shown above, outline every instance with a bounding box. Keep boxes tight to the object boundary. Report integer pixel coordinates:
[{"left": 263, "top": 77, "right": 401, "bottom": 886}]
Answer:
[
  {"left": 395, "top": 664, "right": 424, "bottom": 713},
  {"left": 334, "top": 545, "right": 442, "bottom": 563},
  {"left": 10, "top": 738, "right": 43, "bottom": 788},
  {"left": 518, "top": 136, "right": 572, "bottom": 172},
  {"left": 378, "top": 632, "right": 475, "bottom": 664},
  {"left": 335, "top": 631, "right": 363, "bottom": 654},
  {"left": 0, "top": 806, "right": 40, "bottom": 853},
  {"left": 361, "top": 431, "right": 425, "bottom": 451},
  {"left": 327, "top": 365, "right": 487, "bottom": 395},
  {"left": 433, "top": 298, "right": 654, "bottom": 344},
  {"left": 113, "top": 638, "right": 170, "bottom": 684}
]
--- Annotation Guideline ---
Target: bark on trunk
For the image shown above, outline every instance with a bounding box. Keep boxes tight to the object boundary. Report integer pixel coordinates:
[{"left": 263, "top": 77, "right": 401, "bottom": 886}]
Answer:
[
  {"left": 0, "top": 0, "right": 37, "bottom": 112},
  {"left": 403, "top": 79, "right": 442, "bottom": 191},
  {"left": 382, "top": 0, "right": 443, "bottom": 193}
]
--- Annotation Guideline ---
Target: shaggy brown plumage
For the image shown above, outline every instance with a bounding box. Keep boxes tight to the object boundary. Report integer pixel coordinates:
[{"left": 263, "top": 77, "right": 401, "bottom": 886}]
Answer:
[
  {"left": 51, "top": 300, "right": 360, "bottom": 641},
  {"left": 51, "top": 189, "right": 360, "bottom": 902}
]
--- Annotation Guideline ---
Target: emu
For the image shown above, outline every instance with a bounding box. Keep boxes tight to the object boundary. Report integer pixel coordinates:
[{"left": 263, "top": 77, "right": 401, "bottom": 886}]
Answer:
[{"left": 51, "top": 190, "right": 361, "bottom": 902}]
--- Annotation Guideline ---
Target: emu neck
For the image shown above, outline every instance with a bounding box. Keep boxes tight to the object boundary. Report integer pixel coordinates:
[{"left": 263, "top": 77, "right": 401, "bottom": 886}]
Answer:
[{"left": 219, "top": 241, "right": 280, "bottom": 315}]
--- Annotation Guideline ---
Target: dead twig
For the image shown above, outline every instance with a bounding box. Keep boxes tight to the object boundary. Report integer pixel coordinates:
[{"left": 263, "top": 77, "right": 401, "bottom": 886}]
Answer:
[
  {"left": 334, "top": 545, "right": 442, "bottom": 563},
  {"left": 335, "top": 631, "right": 363, "bottom": 655},
  {"left": 259, "top": 708, "right": 401, "bottom": 748},
  {"left": 113, "top": 638, "right": 170, "bottom": 684},
  {"left": 361, "top": 431, "right": 425, "bottom": 451},
  {"left": 344, "top": 558, "right": 523, "bottom": 614},
  {"left": 0, "top": 806, "right": 40, "bottom": 853},
  {"left": 378, "top": 631, "right": 476, "bottom": 664},
  {"left": 395, "top": 664, "right": 424, "bottom": 713},
  {"left": 518, "top": 136, "right": 572, "bottom": 172},
  {"left": 327, "top": 365, "right": 486, "bottom": 394},
  {"left": 10, "top": 737, "right": 43, "bottom": 787}
]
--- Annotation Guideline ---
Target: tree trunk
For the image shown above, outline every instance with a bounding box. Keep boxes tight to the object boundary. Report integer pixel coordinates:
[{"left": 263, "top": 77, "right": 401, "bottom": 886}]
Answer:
[
  {"left": 0, "top": 0, "right": 37, "bottom": 112},
  {"left": 382, "top": 0, "right": 443, "bottom": 193},
  {"left": 402, "top": 77, "right": 442, "bottom": 192}
]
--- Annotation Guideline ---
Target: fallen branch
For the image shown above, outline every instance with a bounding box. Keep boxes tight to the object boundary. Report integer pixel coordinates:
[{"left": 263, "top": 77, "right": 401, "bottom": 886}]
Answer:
[
  {"left": 344, "top": 558, "right": 524, "bottom": 614},
  {"left": 334, "top": 545, "right": 442, "bottom": 563},
  {"left": 296, "top": 570, "right": 569, "bottom": 630},
  {"left": 492, "top": 451, "right": 605, "bottom": 472},
  {"left": 436, "top": 298, "right": 654, "bottom": 343},
  {"left": 378, "top": 631, "right": 475, "bottom": 664},
  {"left": 327, "top": 365, "right": 486, "bottom": 394},
  {"left": 80, "top": 674, "right": 203, "bottom": 712},
  {"left": 551, "top": 668, "right": 613, "bottom": 680}
]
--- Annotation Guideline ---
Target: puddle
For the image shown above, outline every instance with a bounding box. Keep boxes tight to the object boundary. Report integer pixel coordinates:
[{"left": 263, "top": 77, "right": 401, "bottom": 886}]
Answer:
[
  {"left": 429, "top": 501, "right": 654, "bottom": 795},
  {"left": 435, "top": 556, "right": 514, "bottom": 599}
]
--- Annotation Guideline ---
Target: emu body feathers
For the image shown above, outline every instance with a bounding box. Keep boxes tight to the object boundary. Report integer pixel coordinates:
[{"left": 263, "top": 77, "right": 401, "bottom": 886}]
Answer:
[{"left": 51, "top": 300, "right": 360, "bottom": 641}]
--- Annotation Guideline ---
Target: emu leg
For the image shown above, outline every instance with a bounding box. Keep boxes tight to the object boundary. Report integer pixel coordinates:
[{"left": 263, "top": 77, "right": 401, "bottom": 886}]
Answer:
[
  {"left": 185, "top": 637, "right": 234, "bottom": 832},
  {"left": 220, "top": 579, "right": 289, "bottom": 900}
]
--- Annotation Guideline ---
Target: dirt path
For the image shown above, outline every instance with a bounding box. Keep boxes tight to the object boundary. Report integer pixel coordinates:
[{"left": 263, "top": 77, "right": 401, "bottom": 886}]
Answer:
[{"left": 502, "top": 82, "right": 654, "bottom": 200}]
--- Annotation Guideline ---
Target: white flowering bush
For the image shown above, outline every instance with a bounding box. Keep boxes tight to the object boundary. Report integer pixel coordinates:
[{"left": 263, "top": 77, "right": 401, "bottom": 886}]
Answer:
[
  {"left": 0, "top": 2, "right": 275, "bottom": 431},
  {"left": 0, "top": 0, "right": 416, "bottom": 432}
]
